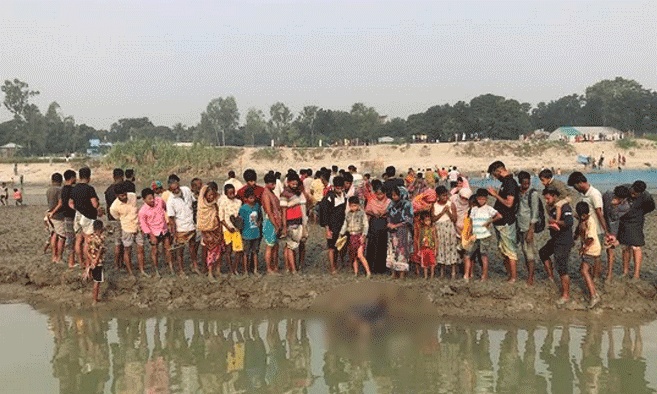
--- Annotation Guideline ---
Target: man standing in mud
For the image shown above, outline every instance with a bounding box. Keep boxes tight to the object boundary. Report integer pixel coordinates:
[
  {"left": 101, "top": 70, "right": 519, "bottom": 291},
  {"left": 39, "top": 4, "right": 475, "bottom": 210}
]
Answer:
[
  {"left": 487, "top": 161, "right": 519, "bottom": 283},
  {"left": 71, "top": 167, "right": 103, "bottom": 274},
  {"left": 166, "top": 174, "right": 199, "bottom": 276},
  {"left": 104, "top": 168, "right": 125, "bottom": 270},
  {"left": 49, "top": 170, "right": 77, "bottom": 268},
  {"left": 110, "top": 182, "right": 145, "bottom": 277},
  {"left": 540, "top": 188, "right": 575, "bottom": 305},
  {"left": 280, "top": 172, "right": 307, "bottom": 273},
  {"left": 262, "top": 172, "right": 282, "bottom": 274}
]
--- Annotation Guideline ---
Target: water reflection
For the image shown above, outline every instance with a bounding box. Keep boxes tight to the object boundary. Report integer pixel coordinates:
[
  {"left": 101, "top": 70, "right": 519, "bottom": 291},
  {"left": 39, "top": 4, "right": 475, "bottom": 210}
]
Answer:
[{"left": 46, "top": 313, "right": 655, "bottom": 394}]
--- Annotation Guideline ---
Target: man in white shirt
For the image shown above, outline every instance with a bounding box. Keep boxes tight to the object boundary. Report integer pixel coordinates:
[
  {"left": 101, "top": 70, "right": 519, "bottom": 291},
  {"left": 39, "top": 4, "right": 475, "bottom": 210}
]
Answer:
[
  {"left": 223, "top": 170, "right": 244, "bottom": 191},
  {"left": 166, "top": 174, "right": 199, "bottom": 276},
  {"left": 568, "top": 171, "right": 608, "bottom": 278},
  {"left": 348, "top": 165, "right": 363, "bottom": 189}
]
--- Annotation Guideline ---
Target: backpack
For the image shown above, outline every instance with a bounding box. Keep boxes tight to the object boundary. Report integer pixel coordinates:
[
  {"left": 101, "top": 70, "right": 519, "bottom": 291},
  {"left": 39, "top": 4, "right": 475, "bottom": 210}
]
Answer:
[{"left": 528, "top": 188, "right": 546, "bottom": 233}]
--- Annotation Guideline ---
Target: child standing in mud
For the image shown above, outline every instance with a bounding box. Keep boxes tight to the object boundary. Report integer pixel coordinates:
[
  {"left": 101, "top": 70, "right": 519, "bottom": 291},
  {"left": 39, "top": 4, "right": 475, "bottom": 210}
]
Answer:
[
  {"left": 86, "top": 220, "right": 106, "bottom": 304},
  {"left": 463, "top": 189, "right": 501, "bottom": 282},
  {"left": 339, "top": 196, "right": 371, "bottom": 278},
  {"left": 576, "top": 202, "right": 601, "bottom": 309},
  {"left": 415, "top": 211, "right": 438, "bottom": 279}
]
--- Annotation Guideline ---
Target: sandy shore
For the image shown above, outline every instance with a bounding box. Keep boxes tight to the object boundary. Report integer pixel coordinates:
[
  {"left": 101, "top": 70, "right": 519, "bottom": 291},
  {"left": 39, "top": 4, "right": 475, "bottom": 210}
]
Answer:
[
  {"left": 2, "top": 140, "right": 655, "bottom": 187},
  {"left": 1, "top": 204, "right": 656, "bottom": 322}
]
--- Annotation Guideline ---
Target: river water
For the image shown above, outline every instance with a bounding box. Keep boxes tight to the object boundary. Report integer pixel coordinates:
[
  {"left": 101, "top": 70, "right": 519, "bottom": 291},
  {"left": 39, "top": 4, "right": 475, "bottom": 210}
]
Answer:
[{"left": 1, "top": 303, "right": 656, "bottom": 394}]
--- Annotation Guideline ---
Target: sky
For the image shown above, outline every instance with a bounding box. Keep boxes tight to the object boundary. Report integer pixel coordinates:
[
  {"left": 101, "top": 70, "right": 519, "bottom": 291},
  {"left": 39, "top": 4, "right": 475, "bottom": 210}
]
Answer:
[{"left": 1, "top": 1, "right": 655, "bottom": 130}]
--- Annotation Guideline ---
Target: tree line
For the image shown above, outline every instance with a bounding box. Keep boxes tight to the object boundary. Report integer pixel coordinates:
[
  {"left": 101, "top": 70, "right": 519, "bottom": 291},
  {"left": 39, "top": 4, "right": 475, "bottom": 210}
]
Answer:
[{"left": 1, "top": 77, "right": 656, "bottom": 156}]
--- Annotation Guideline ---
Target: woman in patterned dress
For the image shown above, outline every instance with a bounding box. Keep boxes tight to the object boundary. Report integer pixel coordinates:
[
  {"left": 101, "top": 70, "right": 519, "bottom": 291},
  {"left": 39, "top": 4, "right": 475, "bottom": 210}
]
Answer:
[{"left": 432, "top": 186, "right": 459, "bottom": 278}]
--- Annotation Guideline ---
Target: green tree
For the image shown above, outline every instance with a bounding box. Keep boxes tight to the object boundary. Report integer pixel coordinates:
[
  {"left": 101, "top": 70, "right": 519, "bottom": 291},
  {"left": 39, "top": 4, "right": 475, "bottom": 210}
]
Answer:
[
  {"left": 245, "top": 108, "right": 268, "bottom": 146},
  {"left": 203, "top": 96, "right": 240, "bottom": 146},
  {"left": 269, "top": 102, "right": 294, "bottom": 145},
  {"left": 585, "top": 77, "right": 648, "bottom": 130},
  {"left": 1, "top": 79, "right": 40, "bottom": 121}
]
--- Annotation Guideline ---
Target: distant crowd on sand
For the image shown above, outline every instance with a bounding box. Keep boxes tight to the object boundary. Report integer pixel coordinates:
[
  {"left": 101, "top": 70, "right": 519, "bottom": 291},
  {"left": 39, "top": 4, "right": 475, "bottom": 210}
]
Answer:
[{"left": 43, "top": 161, "right": 654, "bottom": 307}]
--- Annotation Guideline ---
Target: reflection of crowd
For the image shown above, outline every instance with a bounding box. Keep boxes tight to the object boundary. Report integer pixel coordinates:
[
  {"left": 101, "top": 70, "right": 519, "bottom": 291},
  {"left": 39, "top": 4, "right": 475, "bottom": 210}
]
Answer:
[
  {"left": 48, "top": 313, "right": 653, "bottom": 394},
  {"left": 49, "top": 315, "right": 313, "bottom": 394}
]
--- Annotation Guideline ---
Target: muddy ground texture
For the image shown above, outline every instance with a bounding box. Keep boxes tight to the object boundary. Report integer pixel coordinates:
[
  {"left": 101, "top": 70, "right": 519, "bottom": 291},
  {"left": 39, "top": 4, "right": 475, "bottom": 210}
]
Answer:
[{"left": 1, "top": 204, "right": 657, "bottom": 322}]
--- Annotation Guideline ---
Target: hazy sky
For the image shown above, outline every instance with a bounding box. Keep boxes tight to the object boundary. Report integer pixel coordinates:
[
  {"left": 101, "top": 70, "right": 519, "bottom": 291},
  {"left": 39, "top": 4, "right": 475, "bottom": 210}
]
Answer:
[{"left": 1, "top": 1, "right": 655, "bottom": 130}]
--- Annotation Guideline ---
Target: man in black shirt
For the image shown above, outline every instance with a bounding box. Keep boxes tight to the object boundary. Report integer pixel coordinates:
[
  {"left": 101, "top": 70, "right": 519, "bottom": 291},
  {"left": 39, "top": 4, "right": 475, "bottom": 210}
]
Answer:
[
  {"left": 487, "top": 161, "right": 519, "bottom": 282},
  {"left": 105, "top": 168, "right": 124, "bottom": 268},
  {"left": 49, "top": 169, "right": 77, "bottom": 268},
  {"left": 539, "top": 188, "right": 574, "bottom": 305},
  {"left": 382, "top": 166, "right": 404, "bottom": 198},
  {"left": 71, "top": 167, "right": 103, "bottom": 272},
  {"left": 124, "top": 169, "right": 136, "bottom": 193}
]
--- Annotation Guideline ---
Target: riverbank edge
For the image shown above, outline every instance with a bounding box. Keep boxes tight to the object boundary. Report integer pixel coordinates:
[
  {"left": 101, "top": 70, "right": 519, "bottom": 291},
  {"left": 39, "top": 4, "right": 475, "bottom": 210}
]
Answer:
[{"left": 2, "top": 261, "right": 656, "bottom": 325}]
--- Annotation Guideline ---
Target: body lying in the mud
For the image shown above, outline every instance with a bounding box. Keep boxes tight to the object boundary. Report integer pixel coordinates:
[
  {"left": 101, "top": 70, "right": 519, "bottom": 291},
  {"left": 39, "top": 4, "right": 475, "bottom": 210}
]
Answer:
[{"left": 0, "top": 205, "right": 656, "bottom": 323}]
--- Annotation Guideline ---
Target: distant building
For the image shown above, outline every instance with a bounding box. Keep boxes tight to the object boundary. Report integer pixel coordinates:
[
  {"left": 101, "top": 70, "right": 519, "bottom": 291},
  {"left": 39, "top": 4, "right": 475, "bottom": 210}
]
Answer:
[
  {"left": 0, "top": 143, "right": 22, "bottom": 158},
  {"left": 548, "top": 126, "right": 623, "bottom": 142},
  {"left": 87, "top": 139, "right": 113, "bottom": 156},
  {"left": 378, "top": 136, "right": 394, "bottom": 143}
]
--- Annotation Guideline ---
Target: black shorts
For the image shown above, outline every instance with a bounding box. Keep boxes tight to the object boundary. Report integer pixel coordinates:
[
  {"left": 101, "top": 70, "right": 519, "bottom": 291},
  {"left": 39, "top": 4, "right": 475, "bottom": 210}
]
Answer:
[
  {"left": 539, "top": 239, "right": 572, "bottom": 276},
  {"left": 243, "top": 238, "right": 261, "bottom": 256},
  {"left": 91, "top": 265, "right": 104, "bottom": 283},
  {"left": 149, "top": 232, "right": 170, "bottom": 246},
  {"left": 327, "top": 234, "right": 340, "bottom": 250}
]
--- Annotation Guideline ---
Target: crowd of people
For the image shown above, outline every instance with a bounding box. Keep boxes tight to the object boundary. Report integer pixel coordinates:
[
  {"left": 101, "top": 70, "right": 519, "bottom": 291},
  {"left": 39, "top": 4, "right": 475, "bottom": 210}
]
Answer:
[{"left": 44, "top": 161, "right": 655, "bottom": 307}]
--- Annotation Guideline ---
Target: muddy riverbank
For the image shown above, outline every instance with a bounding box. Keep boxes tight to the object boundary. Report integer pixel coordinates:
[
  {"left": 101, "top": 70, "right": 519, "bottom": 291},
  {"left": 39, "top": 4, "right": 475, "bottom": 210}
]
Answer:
[{"left": 1, "top": 205, "right": 656, "bottom": 322}]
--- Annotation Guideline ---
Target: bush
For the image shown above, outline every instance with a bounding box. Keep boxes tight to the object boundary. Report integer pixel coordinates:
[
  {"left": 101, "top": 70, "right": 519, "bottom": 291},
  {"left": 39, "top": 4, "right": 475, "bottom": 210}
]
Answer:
[
  {"left": 615, "top": 139, "right": 639, "bottom": 150},
  {"left": 104, "top": 139, "right": 241, "bottom": 183},
  {"left": 251, "top": 148, "right": 283, "bottom": 162}
]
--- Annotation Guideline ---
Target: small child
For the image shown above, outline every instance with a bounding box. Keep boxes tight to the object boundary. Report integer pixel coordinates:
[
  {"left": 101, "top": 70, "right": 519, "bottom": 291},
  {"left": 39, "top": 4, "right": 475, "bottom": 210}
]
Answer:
[
  {"left": 86, "top": 220, "right": 106, "bottom": 304},
  {"left": 13, "top": 188, "right": 22, "bottom": 206},
  {"left": 415, "top": 211, "right": 438, "bottom": 279},
  {"left": 339, "top": 196, "right": 371, "bottom": 277},
  {"left": 576, "top": 202, "right": 601, "bottom": 309},
  {"left": 0, "top": 182, "right": 7, "bottom": 205},
  {"left": 239, "top": 188, "right": 261, "bottom": 275},
  {"left": 463, "top": 189, "right": 501, "bottom": 281}
]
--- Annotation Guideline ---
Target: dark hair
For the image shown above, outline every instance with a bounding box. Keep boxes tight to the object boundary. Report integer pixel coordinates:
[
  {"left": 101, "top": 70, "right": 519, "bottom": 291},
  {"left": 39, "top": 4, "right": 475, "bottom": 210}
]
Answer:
[
  {"left": 332, "top": 165, "right": 338, "bottom": 172},
  {"left": 191, "top": 177, "right": 202, "bottom": 186},
  {"left": 115, "top": 181, "right": 130, "bottom": 195},
  {"left": 244, "top": 188, "right": 255, "bottom": 198},
  {"left": 543, "top": 187, "right": 560, "bottom": 197},
  {"left": 468, "top": 195, "right": 478, "bottom": 205},
  {"left": 631, "top": 180, "right": 647, "bottom": 193},
  {"left": 332, "top": 176, "right": 345, "bottom": 187},
  {"left": 125, "top": 169, "right": 134, "bottom": 179},
  {"left": 371, "top": 179, "right": 383, "bottom": 192},
  {"left": 348, "top": 196, "right": 360, "bottom": 205},
  {"left": 518, "top": 171, "right": 531, "bottom": 182},
  {"left": 475, "top": 188, "right": 489, "bottom": 198},
  {"left": 167, "top": 174, "right": 180, "bottom": 184},
  {"left": 348, "top": 165, "right": 356, "bottom": 171},
  {"left": 450, "top": 181, "right": 458, "bottom": 189},
  {"left": 113, "top": 168, "right": 124, "bottom": 178},
  {"left": 390, "top": 186, "right": 401, "bottom": 197},
  {"left": 342, "top": 172, "right": 353, "bottom": 183},
  {"left": 206, "top": 181, "right": 218, "bottom": 193},
  {"left": 275, "top": 171, "right": 281, "bottom": 180},
  {"left": 78, "top": 167, "right": 91, "bottom": 179},
  {"left": 264, "top": 172, "right": 276, "bottom": 184},
  {"left": 567, "top": 171, "right": 587, "bottom": 187},
  {"left": 435, "top": 185, "right": 448, "bottom": 195},
  {"left": 364, "top": 173, "right": 370, "bottom": 179},
  {"left": 419, "top": 211, "right": 431, "bottom": 220},
  {"left": 51, "top": 172, "right": 63, "bottom": 183},
  {"left": 614, "top": 185, "right": 631, "bottom": 199},
  {"left": 243, "top": 169, "right": 257, "bottom": 182},
  {"left": 224, "top": 184, "right": 235, "bottom": 193},
  {"left": 287, "top": 172, "right": 300, "bottom": 183},
  {"left": 576, "top": 201, "right": 590, "bottom": 216},
  {"left": 385, "top": 166, "right": 396, "bottom": 177},
  {"left": 487, "top": 161, "right": 505, "bottom": 174},
  {"left": 228, "top": 170, "right": 236, "bottom": 178},
  {"left": 141, "top": 188, "right": 155, "bottom": 199},
  {"left": 538, "top": 169, "right": 553, "bottom": 180},
  {"left": 93, "top": 220, "right": 104, "bottom": 232},
  {"left": 64, "top": 170, "right": 76, "bottom": 181}
]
